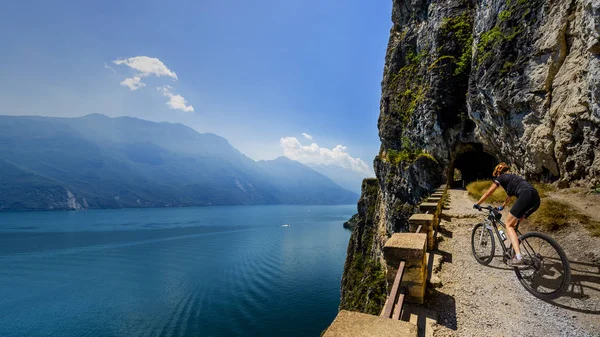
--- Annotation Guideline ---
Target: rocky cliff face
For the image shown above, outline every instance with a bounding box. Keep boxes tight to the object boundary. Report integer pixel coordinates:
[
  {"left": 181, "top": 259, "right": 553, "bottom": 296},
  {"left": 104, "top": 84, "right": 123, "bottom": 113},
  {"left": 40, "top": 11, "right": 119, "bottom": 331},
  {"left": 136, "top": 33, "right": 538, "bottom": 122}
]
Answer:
[
  {"left": 341, "top": 0, "right": 600, "bottom": 313},
  {"left": 339, "top": 179, "right": 388, "bottom": 314},
  {"left": 470, "top": 0, "right": 600, "bottom": 185}
]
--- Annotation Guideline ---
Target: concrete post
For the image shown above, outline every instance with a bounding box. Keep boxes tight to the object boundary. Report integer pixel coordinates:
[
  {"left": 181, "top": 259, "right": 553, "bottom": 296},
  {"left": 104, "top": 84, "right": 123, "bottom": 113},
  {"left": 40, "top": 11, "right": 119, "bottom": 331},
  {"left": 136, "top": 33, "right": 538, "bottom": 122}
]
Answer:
[
  {"left": 408, "top": 214, "right": 434, "bottom": 250},
  {"left": 323, "top": 310, "right": 418, "bottom": 337},
  {"left": 383, "top": 233, "right": 427, "bottom": 304},
  {"left": 419, "top": 202, "right": 437, "bottom": 214}
]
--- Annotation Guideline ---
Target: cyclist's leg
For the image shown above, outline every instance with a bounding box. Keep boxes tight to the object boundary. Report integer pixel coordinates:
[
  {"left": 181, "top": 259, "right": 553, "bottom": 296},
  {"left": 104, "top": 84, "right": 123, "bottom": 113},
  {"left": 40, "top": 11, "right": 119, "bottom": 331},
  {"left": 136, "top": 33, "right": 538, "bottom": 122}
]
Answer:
[
  {"left": 506, "top": 190, "right": 537, "bottom": 256},
  {"left": 505, "top": 213, "right": 521, "bottom": 256}
]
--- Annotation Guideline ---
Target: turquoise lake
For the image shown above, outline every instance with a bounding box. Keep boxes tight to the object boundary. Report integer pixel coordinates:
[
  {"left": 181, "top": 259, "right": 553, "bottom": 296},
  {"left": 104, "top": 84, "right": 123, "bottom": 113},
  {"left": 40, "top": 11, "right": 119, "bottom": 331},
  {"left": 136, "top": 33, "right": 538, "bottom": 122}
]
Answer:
[{"left": 0, "top": 205, "right": 355, "bottom": 337}]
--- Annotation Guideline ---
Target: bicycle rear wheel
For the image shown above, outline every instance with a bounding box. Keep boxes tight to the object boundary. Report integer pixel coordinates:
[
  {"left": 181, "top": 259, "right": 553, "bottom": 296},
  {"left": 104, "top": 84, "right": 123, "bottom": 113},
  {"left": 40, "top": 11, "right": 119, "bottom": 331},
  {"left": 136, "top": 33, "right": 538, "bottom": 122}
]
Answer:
[
  {"left": 471, "top": 223, "right": 495, "bottom": 265},
  {"left": 514, "top": 232, "right": 571, "bottom": 300}
]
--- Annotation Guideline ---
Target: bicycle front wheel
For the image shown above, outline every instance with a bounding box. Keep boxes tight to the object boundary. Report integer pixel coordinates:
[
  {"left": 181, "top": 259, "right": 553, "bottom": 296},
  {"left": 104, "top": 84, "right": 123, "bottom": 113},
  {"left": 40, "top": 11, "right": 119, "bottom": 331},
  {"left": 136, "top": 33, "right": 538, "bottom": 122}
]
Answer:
[
  {"left": 514, "top": 232, "right": 571, "bottom": 300},
  {"left": 471, "top": 223, "right": 495, "bottom": 265}
]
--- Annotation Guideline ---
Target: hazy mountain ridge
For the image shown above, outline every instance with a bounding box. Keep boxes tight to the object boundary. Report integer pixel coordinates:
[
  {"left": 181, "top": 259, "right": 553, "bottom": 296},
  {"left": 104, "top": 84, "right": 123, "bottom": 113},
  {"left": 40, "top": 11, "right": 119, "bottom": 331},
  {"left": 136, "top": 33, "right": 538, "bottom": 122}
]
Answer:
[
  {"left": 0, "top": 114, "right": 358, "bottom": 210},
  {"left": 307, "top": 163, "right": 371, "bottom": 194},
  {"left": 257, "top": 157, "right": 359, "bottom": 205}
]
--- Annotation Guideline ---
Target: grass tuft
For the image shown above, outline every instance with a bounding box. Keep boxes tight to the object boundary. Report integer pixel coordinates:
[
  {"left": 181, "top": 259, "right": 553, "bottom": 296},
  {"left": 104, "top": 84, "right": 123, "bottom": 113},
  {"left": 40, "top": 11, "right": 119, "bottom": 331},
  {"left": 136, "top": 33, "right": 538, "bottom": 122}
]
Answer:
[
  {"left": 466, "top": 180, "right": 508, "bottom": 204},
  {"left": 533, "top": 183, "right": 557, "bottom": 198},
  {"left": 528, "top": 199, "right": 596, "bottom": 234},
  {"left": 586, "top": 222, "right": 600, "bottom": 237},
  {"left": 469, "top": 181, "right": 600, "bottom": 236}
]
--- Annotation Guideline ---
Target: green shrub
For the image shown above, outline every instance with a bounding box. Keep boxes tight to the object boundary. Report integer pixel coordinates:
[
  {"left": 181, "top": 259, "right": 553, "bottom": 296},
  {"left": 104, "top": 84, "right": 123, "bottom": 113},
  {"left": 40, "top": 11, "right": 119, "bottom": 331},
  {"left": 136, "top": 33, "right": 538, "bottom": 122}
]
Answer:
[
  {"left": 477, "top": 26, "right": 504, "bottom": 64},
  {"left": 385, "top": 148, "right": 437, "bottom": 167},
  {"left": 499, "top": 10, "right": 512, "bottom": 22},
  {"left": 439, "top": 13, "right": 473, "bottom": 76},
  {"left": 391, "top": 49, "right": 427, "bottom": 126}
]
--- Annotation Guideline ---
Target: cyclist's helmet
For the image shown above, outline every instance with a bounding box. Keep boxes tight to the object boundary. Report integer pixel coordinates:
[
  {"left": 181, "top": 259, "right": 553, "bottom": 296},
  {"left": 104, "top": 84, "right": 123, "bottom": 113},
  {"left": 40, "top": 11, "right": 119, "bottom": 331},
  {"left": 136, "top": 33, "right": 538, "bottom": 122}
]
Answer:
[{"left": 493, "top": 162, "right": 510, "bottom": 177}]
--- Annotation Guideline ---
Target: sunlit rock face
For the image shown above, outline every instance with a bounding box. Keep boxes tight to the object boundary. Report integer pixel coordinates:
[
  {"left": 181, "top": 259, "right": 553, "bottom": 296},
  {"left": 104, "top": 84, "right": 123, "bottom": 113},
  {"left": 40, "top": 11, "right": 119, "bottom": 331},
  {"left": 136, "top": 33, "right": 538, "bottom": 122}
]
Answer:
[
  {"left": 341, "top": 0, "right": 600, "bottom": 314},
  {"left": 469, "top": 0, "right": 600, "bottom": 186},
  {"left": 380, "top": 0, "right": 599, "bottom": 188}
]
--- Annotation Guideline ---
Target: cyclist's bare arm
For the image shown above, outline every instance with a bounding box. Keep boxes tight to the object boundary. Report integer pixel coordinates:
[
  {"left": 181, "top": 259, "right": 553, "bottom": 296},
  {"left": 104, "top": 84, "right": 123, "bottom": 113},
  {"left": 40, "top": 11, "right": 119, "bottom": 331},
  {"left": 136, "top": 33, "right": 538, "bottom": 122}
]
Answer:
[{"left": 476, "top": 183, "right": 498, "bottom": 205}]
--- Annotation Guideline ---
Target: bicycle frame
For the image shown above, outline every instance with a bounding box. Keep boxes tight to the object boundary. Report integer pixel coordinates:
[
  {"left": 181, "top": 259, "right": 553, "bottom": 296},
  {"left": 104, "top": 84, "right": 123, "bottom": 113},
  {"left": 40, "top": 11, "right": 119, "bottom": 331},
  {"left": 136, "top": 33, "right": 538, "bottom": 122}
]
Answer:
[
  {"left": 481, "top": 207, "right": 539, "bottom": 263},
  {"left": 481, "top": 208, "right": 523, "bottom": 261},
  {"left": 473, "top": 206, "right": 571, "bottom": 299}
]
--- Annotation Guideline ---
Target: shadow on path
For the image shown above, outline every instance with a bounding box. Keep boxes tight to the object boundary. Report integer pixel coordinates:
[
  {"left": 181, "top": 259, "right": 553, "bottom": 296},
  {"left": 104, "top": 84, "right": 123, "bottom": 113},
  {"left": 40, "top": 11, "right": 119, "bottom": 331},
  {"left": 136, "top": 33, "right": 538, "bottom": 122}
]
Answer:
[
  {"left": 483, "top": 256, "right": 600, "bottom": 314},
  {"left": 544, "top": 259, "right": 600, "bottom": 314},
  {"left": 425, "top": 289, "right": 457, "bottom": 331}
]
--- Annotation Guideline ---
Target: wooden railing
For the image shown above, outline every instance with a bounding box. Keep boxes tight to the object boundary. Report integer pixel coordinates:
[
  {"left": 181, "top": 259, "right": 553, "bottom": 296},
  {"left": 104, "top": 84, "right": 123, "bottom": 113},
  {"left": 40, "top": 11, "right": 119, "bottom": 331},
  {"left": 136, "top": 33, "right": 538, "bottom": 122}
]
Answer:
[
  {"left": 323, "top": 184, "right": 448, "bottom": 336},
  {"left": 380, "top": 261, "right": 405, "bottom": 319},
  {"left": 379, "top": 184, "right": 447, "bottom": 321}
]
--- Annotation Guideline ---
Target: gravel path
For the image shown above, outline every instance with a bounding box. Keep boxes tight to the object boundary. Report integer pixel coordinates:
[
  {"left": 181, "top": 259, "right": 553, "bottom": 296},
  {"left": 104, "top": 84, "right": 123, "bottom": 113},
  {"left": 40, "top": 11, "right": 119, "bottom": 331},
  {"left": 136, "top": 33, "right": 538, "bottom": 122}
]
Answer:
[{"left": 427, "top": 189, "right": 600, "bottom": 337}]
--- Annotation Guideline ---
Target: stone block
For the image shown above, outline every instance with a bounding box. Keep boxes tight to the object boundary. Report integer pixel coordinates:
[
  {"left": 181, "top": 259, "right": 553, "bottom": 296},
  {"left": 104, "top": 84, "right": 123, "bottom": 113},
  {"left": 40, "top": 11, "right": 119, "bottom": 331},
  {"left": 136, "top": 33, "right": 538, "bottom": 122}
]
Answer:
[
  {"left": 408, "top": 213, "right": 434, "bottom": 232},
  {"left": 383, "top": 233, "right": 427, "bottom": 304},
  {"left": 323, "top": 310, "right": 418, "bottom": 337},
  {"left": 384, "top": 233, "right": 426, "bottom": 262},
  {"left": 431, "top": 192, "right": 443, "bottom": 198},
  {"left": 426, "top": 197, "right": 441, "bottom": 203},
  {"left": 408, "top": 214, "right": 435, "bottom": 250},
  {"left": 419, "top": 202, "right": 438, "bottom": 214}
]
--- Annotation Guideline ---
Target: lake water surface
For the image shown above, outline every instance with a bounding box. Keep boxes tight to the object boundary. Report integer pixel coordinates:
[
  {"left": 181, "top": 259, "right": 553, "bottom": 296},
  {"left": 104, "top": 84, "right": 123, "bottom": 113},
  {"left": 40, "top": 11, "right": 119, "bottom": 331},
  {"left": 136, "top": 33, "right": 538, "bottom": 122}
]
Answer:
[{"left": 0, "top": 205, "right": 354, "bottom": 337}]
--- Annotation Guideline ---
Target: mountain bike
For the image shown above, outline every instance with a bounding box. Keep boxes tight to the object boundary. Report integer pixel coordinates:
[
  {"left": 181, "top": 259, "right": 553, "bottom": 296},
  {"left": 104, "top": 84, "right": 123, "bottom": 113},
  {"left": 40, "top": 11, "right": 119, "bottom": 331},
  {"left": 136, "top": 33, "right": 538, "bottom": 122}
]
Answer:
[{"left": 471, "top": 205, "right": 571, "bottom": 300}]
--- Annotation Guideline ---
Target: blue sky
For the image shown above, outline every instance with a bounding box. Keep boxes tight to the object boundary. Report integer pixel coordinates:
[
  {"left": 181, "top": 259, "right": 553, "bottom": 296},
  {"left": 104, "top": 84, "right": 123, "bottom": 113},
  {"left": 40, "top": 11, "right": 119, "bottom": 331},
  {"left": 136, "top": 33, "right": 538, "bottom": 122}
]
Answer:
[{"left": 0, "top": 0, "right": 392, "bottom": 175}]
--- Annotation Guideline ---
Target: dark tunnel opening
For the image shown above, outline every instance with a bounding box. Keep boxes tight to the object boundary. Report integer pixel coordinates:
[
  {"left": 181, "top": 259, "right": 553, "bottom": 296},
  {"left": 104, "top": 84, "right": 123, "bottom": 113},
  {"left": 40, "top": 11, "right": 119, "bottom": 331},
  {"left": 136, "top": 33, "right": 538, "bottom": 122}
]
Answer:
[{"left": 450, "top": 143, "right": 499, "bottom": 188}]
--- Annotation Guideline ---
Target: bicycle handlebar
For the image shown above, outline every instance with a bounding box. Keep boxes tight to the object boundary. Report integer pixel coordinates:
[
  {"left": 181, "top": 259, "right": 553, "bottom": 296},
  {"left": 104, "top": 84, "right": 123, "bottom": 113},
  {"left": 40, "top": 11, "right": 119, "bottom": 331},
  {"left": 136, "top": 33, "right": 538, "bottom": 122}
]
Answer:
[{"left": 474, "top": 204, "right": 502, "bottom": 220}]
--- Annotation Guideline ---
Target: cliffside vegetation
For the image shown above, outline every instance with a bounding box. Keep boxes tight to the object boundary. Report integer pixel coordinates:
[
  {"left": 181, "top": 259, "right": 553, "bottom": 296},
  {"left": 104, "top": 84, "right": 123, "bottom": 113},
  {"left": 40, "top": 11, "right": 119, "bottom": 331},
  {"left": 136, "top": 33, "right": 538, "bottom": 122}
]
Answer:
[{"left": 339, "top": 179, "right": 387, "bottom": 315}]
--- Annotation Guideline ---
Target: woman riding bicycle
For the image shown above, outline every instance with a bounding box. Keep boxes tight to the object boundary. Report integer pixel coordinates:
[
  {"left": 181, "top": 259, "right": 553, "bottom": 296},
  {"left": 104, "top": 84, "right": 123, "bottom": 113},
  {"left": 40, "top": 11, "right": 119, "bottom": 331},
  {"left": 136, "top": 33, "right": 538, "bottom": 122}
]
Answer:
[{"left": 473, "top": 162, "right": 541, "bottom": 266}]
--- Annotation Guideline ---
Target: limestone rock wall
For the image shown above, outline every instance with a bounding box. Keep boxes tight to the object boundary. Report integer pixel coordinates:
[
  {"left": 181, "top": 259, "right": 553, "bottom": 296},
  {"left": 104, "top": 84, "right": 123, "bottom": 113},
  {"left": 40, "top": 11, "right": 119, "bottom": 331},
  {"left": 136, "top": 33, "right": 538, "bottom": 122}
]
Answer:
[
  {"left": 341, "top": 0, "right": 600, "bottom": 315},
  {"left": 469, "top": 0, "right": 600, "bottom": 184}
]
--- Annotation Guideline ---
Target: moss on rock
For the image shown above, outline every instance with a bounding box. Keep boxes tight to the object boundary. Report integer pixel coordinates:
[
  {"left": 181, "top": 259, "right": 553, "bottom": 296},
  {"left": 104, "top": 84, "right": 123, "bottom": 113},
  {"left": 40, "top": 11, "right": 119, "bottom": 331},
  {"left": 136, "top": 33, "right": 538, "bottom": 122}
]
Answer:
[{"left": 339, "top": 179, "right": 387, "bottom": 315}]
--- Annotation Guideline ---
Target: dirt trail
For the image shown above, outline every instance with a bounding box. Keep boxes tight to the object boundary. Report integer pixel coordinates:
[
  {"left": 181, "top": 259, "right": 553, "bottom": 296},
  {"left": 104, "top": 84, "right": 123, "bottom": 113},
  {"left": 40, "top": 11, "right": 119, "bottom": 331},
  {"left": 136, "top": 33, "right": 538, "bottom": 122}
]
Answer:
[{"left": 427, "top": 189, "right": 600, "bottom": 337}]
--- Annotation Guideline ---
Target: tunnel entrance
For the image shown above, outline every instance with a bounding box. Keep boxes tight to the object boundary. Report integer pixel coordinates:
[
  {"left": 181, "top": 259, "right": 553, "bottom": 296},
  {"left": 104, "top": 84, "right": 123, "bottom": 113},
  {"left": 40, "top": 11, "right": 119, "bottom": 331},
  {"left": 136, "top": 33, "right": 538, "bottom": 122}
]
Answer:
[{"left": 450, "top": 143, "right": 498, "bottom": 188}]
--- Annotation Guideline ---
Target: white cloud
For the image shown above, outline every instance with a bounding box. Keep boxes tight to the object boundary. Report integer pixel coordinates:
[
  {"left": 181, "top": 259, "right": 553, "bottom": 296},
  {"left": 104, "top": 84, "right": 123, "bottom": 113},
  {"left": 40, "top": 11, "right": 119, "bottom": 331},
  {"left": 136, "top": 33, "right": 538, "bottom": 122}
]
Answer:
[
  {"left": 120, "top": 76, "right": 146, "bottom": 91},
  {"left": 280, "top": 137, "right": 372, "bottom": 175},
  {"left": 104, "top": 62, "right": 116, "bottom": 73},
  {"left": 110, "top": 56, "right": 196, "bottom": 111},
  {"left": 158, "top": 86, "right": 194, "bottom": 112},
  {"left": 113, "top": 56, "right": 178, "bottom": 80},
  {"left": 301, "top": 133, "right": 312, "bottom": 140}
]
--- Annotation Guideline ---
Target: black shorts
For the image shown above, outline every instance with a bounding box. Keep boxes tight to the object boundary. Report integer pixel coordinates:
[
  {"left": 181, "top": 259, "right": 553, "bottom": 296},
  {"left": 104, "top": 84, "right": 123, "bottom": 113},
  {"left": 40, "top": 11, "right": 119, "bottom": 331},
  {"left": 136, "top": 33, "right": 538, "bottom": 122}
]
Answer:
[{"left": 510, "top": 189, "right": 541, "bottom": 219}]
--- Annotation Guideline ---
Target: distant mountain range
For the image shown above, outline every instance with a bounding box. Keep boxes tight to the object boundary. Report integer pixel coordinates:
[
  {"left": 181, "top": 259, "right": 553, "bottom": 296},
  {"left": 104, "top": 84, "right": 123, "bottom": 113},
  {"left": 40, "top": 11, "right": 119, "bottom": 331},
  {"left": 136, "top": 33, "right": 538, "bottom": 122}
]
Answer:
[
  {"left": 0, "top": 114, "right": 359, "bottom": 211},
  {"left": 307, "top": 163, "right": 370, "bottom": 194}
]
